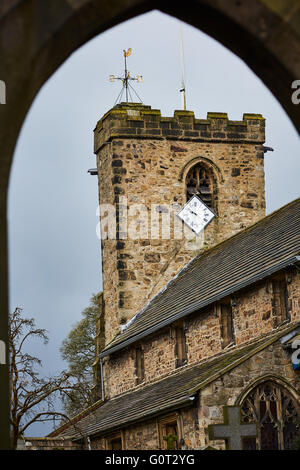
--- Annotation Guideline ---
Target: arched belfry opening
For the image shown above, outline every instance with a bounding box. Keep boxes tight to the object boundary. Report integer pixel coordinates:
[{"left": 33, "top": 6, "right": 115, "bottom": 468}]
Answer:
[
  {"left": 240, "top": 380, "right": 300, "bottom": 450},
  {"left": 185, "top": 162, "right": 217, "bottom": 211}
]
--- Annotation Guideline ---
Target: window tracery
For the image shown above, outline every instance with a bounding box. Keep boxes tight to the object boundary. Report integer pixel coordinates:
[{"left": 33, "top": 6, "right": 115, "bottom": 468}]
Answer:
[
  {"left": 185, "top": 163, "right": 215, "bottom": 209},
  {"left": 241, "top": 381, "right": 300, "bottom": 450}
]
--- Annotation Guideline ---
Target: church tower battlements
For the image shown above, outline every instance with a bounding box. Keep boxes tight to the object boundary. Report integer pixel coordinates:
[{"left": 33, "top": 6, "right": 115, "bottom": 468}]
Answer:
[{"left": 94, "top": 102, "right": 266, "bottom": 347}]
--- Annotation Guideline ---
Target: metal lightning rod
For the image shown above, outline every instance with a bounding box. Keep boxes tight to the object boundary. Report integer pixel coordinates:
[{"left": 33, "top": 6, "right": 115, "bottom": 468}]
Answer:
[{"left": 179, "top": 23, "right": 187, "bottom": 111}]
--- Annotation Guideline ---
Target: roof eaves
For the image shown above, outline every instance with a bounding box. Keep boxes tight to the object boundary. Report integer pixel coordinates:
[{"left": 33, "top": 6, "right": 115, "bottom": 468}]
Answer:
[
  {"left": 72, "top": 396, "right": 194, "bottom": 442},
  {"left": 48, "top": 399, "right": 104, "bottom": 438}
]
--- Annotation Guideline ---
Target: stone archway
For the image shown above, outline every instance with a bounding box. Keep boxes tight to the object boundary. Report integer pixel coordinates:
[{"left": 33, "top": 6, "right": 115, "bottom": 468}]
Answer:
[{"left": 1, "top": 0, "right": 299, "bottom": 448}]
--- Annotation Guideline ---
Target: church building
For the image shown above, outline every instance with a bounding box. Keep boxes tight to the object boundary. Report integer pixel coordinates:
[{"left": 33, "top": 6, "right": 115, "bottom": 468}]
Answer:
[{"left": 49, "top": 103, "right": 300, "bottom": 450}]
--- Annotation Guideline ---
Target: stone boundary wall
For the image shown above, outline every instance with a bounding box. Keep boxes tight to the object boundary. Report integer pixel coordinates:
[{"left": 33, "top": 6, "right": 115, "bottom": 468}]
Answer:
[{"left": 17, "top": 437, "right": 81, "bottom": 450}]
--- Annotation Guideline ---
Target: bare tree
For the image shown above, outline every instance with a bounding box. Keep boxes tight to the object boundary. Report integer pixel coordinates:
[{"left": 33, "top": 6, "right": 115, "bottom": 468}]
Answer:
[{"left": 9, "top": 307, "right": 84, "bottom": 450}]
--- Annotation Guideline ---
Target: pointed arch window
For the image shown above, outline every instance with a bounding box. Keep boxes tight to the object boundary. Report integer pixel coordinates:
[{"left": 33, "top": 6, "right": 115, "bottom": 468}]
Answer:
[
  {"left": 240, "top": 381, "right": 300, "bottom": 450},
  {"left": 185, "top": 163, "right": 215, "bottom": 209}
]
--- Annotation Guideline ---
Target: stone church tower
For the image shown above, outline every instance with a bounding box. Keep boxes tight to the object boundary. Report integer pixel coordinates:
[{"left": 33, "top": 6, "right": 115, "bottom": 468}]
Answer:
[{"left": 94, "top": 102, "right": 266, "bottom": 348}]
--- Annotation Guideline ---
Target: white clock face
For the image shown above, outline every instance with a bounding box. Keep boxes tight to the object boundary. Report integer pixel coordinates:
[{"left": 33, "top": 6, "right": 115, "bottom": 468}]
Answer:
[{"left": 177, "top": 195, "right": 215, "bottom": 235}]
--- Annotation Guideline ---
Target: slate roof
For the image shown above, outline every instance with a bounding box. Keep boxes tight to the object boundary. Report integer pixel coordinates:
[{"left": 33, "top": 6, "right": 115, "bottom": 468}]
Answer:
[
  {"left": 52, "top": 324, "right": 298, "bottom": 440},
  {"left": 101, "top": 198, "right": 300, "bottom": 358}
]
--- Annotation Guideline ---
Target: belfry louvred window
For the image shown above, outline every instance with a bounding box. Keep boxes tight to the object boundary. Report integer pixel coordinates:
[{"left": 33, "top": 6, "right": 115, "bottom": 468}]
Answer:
[
  {"left": 186, "top": 163, "right": 214, "bottom": 209},
  {"left": 241, "top": 381, "right": 300, "bottom": 450}
]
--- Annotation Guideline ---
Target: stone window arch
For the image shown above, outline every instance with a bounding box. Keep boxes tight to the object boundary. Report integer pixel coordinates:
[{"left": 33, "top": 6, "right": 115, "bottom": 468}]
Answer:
[
  {"left": 185, "top": 162, "right": 217, "bottom": 211},
  {"left": 240, "top": 380, "right": 300, "bottom": 450}
]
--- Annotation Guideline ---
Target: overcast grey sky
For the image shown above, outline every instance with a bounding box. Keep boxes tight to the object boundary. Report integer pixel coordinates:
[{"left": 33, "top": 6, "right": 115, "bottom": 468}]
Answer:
[{"left": 7, "top": 10, "right": 300, "bottom": 436}]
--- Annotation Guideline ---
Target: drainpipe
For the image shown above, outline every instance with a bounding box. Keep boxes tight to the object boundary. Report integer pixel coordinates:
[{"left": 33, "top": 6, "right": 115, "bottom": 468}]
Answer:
[{"left": 100, "top": 358, "right": 105, "bottom": 401}]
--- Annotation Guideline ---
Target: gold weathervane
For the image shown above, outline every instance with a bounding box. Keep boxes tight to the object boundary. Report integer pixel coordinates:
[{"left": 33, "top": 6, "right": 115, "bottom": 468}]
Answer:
[
  {"left": 109, "top": 48, "right": 143, "bottom": 104},
  {"left": 123, "top": 48, "right": 132, "bottom": 57}
]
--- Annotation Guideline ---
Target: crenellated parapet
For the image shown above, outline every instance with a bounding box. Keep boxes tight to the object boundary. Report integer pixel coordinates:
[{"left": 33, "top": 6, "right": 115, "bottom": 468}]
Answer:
[{"left": 94, "top": 103, "right": 265, "bottom": 153}]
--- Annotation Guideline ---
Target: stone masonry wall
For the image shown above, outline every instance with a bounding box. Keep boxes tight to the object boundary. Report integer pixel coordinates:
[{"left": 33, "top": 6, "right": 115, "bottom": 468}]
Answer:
[
  {"left": 94, "top": 103, "right": 266, "bottom": 345},
  {"left": 105, "top": 326, "right": 175, "bottom": 399},
  {"left": 89, "top": 418, "right": 158, "bottom": 450},
  {"left": 233, "top": 281, "right": 274, "bottom": 345},
  {"left": 105, "top": 271, "right": 300, "bottom": 400},
  {"left": 104, "top": 345, "right": 136, "bottom": 398},
  {"left": 234, "top": 268, "right": 300, "bottom": 344},
  {"left": 185, "top": 307, "right": 222, "bottom": 366},
  {"left": 19, "top": 437, "right": 81, "bottom": 450},
  {"left": 123, "top": 419, "right": 159, "bottom": 450}
]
